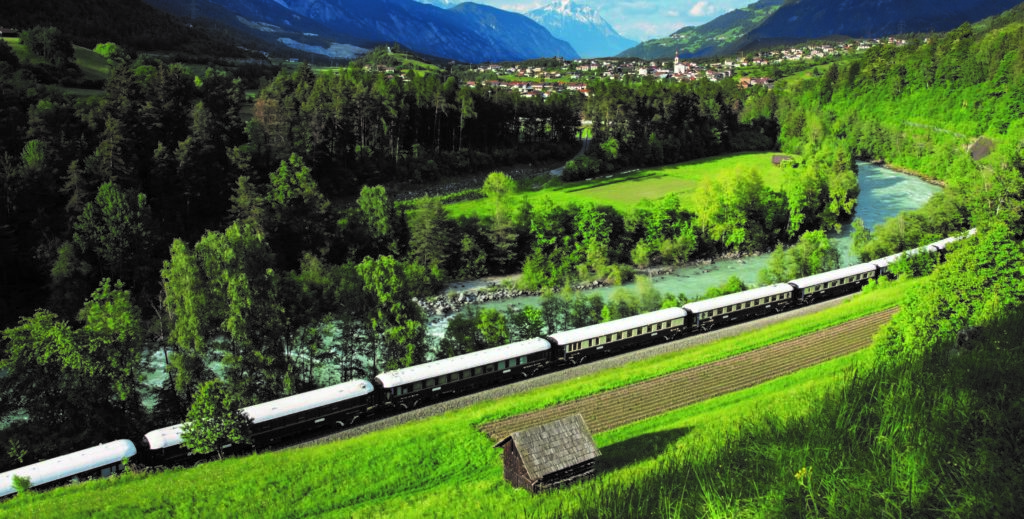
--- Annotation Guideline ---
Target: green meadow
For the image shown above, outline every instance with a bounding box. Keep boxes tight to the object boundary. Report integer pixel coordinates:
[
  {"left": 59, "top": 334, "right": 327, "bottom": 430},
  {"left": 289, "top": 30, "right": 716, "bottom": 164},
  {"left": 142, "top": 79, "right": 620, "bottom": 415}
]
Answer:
[
  {"left": 0, "top": 279, "right": 913, "bottom": 517},
  {"left": 446, "top": 151, "right": 795, "bottom": 218}
]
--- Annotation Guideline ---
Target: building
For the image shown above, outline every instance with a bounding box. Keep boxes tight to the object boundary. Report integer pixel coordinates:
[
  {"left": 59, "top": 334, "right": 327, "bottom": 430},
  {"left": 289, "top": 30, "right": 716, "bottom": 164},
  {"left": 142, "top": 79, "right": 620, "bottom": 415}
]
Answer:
[
  {"left": 673, "top": 51, "right": 687, "bottom": 75},
  {"left": 494, "top": 414, "right": 601, "bottom": 493}
]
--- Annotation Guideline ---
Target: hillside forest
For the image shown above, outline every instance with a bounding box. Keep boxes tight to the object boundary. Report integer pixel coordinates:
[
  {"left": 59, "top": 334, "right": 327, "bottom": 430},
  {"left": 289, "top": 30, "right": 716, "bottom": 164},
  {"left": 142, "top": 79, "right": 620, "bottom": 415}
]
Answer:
[{"left": 0, "top": 9, "right": 1021, "bottom": 478}]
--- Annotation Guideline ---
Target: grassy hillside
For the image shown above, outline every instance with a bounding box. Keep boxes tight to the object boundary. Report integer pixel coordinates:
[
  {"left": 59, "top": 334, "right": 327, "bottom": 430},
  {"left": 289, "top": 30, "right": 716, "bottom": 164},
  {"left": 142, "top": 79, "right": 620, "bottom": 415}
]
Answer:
[
  {"left": 619, "top": 0, "right": 784, "bottom": 60},
  {"left": 446, "top": 152, "right": 795, "bottom": 218},
  {"left": 1, "top": 0, "right": 253, "bottom": 59},
  {"left": 0, "top": 279, "right": 912, "bottom": 516},
  {"left": 348, "top": 45, "right": 441, "bottom": 74}
]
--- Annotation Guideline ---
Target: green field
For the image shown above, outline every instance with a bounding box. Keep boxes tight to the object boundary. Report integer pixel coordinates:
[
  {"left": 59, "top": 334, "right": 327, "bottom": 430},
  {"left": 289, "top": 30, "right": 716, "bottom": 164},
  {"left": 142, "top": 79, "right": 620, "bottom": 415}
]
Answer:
[
  {"left": 447, "top": 151, "right": 796, "bottom": 218},
  {"left": 0, "top": 278, "right": 914, "bottom": 517}
]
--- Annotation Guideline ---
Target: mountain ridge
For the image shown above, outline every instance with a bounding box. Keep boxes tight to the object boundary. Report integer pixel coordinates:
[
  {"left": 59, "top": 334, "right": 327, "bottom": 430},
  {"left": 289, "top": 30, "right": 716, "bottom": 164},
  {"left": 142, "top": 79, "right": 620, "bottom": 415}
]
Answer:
[
  {"left": 618, "top": 0, "right": 783, "bottom": 60},
  {"left": 735, "top": 0, "right": 1024, "bottom": 50},
  {"left": 148, "top": 0, "right": 579, "bottom": 63},
  {"left": 525, "top": 0, "right": 637, "bottom": 58},
  {"left": 620, "top": 0, "right": 1024, "bottom": 60}
]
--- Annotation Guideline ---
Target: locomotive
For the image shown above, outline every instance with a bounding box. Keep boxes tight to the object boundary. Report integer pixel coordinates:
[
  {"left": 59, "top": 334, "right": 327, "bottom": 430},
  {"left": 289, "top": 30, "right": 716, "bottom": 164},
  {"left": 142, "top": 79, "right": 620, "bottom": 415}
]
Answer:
[{"left": 0, "top": 230, "right": 973, "bottom": 498}]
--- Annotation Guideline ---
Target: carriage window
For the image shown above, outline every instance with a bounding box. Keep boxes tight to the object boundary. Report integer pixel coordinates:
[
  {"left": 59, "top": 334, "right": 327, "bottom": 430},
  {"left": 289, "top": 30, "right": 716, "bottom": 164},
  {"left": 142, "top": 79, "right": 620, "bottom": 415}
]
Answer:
[
  {"left": 498, "top": 361, "right": 506, "bottom": 370},
  {"left": 485, "top": 364, "right": 495, "bottom": 373},
  {"left": 464, "top": 370, "right": 472, "bottom": 379},
  {"left": 474, "top": 367, "right": 483, "bottom": 376},
  {"left": 413, "top": 382, "right": 423, "bottom": 391},
  {"left": 425, "top": 378, "right": 435, "bottom": 388},
  {"left": 520, "top": 356, "right": 527, "bottom": 364}
]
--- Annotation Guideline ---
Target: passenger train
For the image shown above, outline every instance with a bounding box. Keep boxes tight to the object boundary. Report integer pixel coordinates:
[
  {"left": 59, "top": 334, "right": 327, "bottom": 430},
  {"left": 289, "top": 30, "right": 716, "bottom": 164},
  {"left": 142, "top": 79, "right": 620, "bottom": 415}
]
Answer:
[{"left": 0, "top": 230, "right": 975, "bottom": 498}]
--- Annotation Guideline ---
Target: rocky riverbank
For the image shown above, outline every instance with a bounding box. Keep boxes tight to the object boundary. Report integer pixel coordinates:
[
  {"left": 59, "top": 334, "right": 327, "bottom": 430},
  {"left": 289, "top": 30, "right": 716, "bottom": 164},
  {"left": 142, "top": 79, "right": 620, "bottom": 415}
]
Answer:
[
  {"left": 415, "top": 252, "right": 762, "bottom": 320},
  {"left": 417, "top": 280, "right": 610, "bottom": 318}
]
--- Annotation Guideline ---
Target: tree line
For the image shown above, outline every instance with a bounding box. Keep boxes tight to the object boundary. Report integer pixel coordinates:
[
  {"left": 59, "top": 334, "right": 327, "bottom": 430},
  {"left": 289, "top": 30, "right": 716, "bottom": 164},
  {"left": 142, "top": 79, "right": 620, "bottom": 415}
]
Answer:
[{"left": 768, "top": 20, "right": 1024, "bottom": 259}]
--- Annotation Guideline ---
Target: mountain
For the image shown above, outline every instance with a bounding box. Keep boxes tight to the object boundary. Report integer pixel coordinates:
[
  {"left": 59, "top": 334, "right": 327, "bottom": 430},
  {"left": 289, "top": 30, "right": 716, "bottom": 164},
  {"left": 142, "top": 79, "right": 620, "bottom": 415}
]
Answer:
[
  {"left": 415, "top": 0, "right": 456, "bottom": 7},
  {"left": 736, "top": 0, "right": 1024, "bottom": 49},
  {"left": 450, "top": 3, "right": 579, "bottom": 60},
  {"left": 0, "top": 0, "right": 260, "bottom": 58},
  {"left": 525, "top": 0, "right": 637, "bottom": 58},
  {"left": 161, "top": 0, "right": 579, "bottom": 63},
  {"left": 620, "top": 0, "right": 1024, "bottom": 61},
  {"left": 618, "top": 0, "right": 783, "bottom": 60}
]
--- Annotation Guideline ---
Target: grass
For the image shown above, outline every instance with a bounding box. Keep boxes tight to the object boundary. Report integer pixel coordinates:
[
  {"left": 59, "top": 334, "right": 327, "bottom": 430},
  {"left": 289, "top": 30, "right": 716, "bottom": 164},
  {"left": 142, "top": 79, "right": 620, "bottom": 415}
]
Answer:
[
  {"left": 0, "top": 278, "right": 914, "bottom": 517},
  {"left": 73, "top": 46, "right": 109, "bottom": 83},
  {"left": 445, "top": 151, "right": 796, "bottom": 218}
]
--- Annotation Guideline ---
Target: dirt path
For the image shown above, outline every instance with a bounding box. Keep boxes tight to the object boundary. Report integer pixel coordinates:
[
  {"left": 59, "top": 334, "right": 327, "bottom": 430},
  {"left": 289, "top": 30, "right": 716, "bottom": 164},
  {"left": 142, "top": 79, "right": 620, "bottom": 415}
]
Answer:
[{"left": 479, "top": 308, "right": 897, "bottom": 440}]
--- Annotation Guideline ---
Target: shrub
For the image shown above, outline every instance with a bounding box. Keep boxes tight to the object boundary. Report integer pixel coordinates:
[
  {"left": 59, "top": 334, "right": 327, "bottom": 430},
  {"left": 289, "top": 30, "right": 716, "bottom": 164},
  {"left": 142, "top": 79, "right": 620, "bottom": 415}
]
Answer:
[
  {"left": 562, "top": 155, "right": 601, "bottom": 181},
  {"left": 12, "top": 475, "right": 31, "bottom": 494}
]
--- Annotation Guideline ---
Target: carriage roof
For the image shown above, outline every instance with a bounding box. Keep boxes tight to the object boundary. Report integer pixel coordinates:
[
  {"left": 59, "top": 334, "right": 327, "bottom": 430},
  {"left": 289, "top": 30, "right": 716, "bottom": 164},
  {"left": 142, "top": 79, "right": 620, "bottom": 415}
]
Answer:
[
  {"left": 683, "top": 283, "right": 793, "bottom": 315},
  {"left": 375, "top": 338, "right": 551, "bottom": 389},
  {"left": 788, "top": 262, "right": 877, "bottom": 289},
  {"left": 0, "top": 440, "right": 136, "bottom": 497},
  {"left": 546, "top": 308, "right": 688, "bottom": 346}
]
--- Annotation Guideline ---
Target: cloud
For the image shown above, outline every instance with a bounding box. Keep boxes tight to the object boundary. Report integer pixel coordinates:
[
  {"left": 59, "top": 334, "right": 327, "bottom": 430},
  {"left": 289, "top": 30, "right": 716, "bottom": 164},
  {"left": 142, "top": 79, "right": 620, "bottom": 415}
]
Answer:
[{"left": 688, "top": 1, "right": 717, "bottom": 17}]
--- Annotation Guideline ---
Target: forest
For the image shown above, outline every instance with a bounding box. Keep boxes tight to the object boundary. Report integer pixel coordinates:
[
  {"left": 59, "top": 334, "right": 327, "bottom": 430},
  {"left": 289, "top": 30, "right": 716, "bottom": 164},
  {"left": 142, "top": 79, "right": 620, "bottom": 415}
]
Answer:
[{"left": 0, "top": 10, "right": 1020, "bottom": 471}]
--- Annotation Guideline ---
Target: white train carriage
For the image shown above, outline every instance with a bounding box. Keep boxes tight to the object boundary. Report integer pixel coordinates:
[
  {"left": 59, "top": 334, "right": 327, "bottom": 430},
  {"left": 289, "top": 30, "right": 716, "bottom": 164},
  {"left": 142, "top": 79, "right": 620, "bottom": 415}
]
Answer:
[
  {"left": 928, "top": 228, "right": 976, "bottom": 255},
  {"left": 1, "top": 439, "right": 137, "bottom": 498},
  {"left": 142, "top": 423, "right": 189, "bottom": 467},
  {"left": 142, "top": 379, "right": 375, "bottom": 464},
  {"left": 789, "top": 262, "right": 878, "bottom": 303},
  {"left": 872, "top": 245, "right": 931, "bottom": 277},
  {"left": 375, "top": 338, "right": 552, "bottom": 408},
  {"left": 547, "top": 307, "right": 688, "bottom": 363},
  {"left": 683, "top": 283, "right": 794, "bottom": 332},
  {"left": 243, "top": 378, "right": 376, "bottom": 446}
]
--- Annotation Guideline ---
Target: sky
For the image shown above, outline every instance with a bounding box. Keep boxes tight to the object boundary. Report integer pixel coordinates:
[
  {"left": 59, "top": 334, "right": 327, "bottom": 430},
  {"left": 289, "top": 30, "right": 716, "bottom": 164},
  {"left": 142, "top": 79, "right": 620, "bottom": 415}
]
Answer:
[{"left": 456, "top": 0, "right": 755, "bottom": 41}]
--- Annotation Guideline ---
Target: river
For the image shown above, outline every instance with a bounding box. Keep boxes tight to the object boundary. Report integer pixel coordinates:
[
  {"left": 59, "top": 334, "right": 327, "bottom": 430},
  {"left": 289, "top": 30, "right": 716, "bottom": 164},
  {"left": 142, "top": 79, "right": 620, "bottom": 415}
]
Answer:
[{"left": 427, "top": 162, "right": 941, "bottom": 338}]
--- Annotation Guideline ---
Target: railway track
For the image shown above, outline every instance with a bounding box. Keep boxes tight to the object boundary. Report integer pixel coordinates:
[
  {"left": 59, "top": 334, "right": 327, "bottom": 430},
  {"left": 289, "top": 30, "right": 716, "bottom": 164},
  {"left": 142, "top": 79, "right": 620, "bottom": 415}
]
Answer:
[{"left": 479, "top": 308, "right": 897, "bottom": 440}]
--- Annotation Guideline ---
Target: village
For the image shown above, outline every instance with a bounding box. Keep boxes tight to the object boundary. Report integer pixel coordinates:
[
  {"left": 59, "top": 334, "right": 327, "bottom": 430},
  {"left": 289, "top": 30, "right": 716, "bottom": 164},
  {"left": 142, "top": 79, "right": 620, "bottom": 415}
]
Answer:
[{"left": 461, "top": 36, "right": 908, "bottom": 98}]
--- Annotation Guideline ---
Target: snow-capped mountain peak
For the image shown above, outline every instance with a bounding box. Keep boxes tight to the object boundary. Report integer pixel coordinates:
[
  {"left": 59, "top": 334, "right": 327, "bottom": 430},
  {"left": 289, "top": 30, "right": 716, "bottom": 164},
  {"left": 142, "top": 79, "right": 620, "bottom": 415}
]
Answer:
[
  {"left": 539, "top": 0, "right": 601, "bottom": 24},
  {"left": 526, "top": 0, "right": 637, "bottom": 58}
]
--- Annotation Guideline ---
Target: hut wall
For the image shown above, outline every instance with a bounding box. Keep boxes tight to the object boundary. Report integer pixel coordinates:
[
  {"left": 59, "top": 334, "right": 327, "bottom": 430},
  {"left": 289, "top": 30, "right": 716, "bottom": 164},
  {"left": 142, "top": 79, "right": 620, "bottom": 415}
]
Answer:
[
  {"left": 502, "top": 442, "right": 535, "bottom": 491},
  {"left": 534, "top": 460, "right": 597, "bottom": 492}
]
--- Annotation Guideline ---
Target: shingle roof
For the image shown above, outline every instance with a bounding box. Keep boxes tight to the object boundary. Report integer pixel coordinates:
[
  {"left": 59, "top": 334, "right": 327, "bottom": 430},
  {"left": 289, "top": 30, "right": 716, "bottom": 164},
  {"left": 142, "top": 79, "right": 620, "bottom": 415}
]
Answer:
[{"left": 495, "top": 414, "right": 600, "bottom": 480}]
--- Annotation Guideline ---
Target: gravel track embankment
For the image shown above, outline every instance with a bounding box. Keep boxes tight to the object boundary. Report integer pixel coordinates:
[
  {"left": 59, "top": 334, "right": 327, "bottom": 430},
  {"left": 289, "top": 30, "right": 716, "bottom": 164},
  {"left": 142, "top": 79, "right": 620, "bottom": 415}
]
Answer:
[
  {"left": 289, "top": 295, "right": 876, "bottom": 449},
  {"left": 479, "top": 308, "right": 896, "bottom": 440}
]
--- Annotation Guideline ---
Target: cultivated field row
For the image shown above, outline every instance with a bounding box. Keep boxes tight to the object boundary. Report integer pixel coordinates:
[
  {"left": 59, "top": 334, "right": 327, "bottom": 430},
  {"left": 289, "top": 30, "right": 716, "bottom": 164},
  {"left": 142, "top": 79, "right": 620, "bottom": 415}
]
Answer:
[{"left": 479, "top": 308, "right": 897, "bottom": 440}]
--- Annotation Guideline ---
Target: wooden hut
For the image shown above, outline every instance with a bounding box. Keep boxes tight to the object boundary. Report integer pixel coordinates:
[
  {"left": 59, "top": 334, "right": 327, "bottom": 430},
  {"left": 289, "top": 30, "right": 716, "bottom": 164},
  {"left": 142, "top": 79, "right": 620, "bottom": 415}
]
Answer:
[
  {"left": 772, "top": 154, "right": 794, "bottom": 167},
  {"left": 494, "top": 414, "right": 600, "bottom": 493},
  {"left": 969, "top": 137, "right": 994, "bottom": 161}
]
